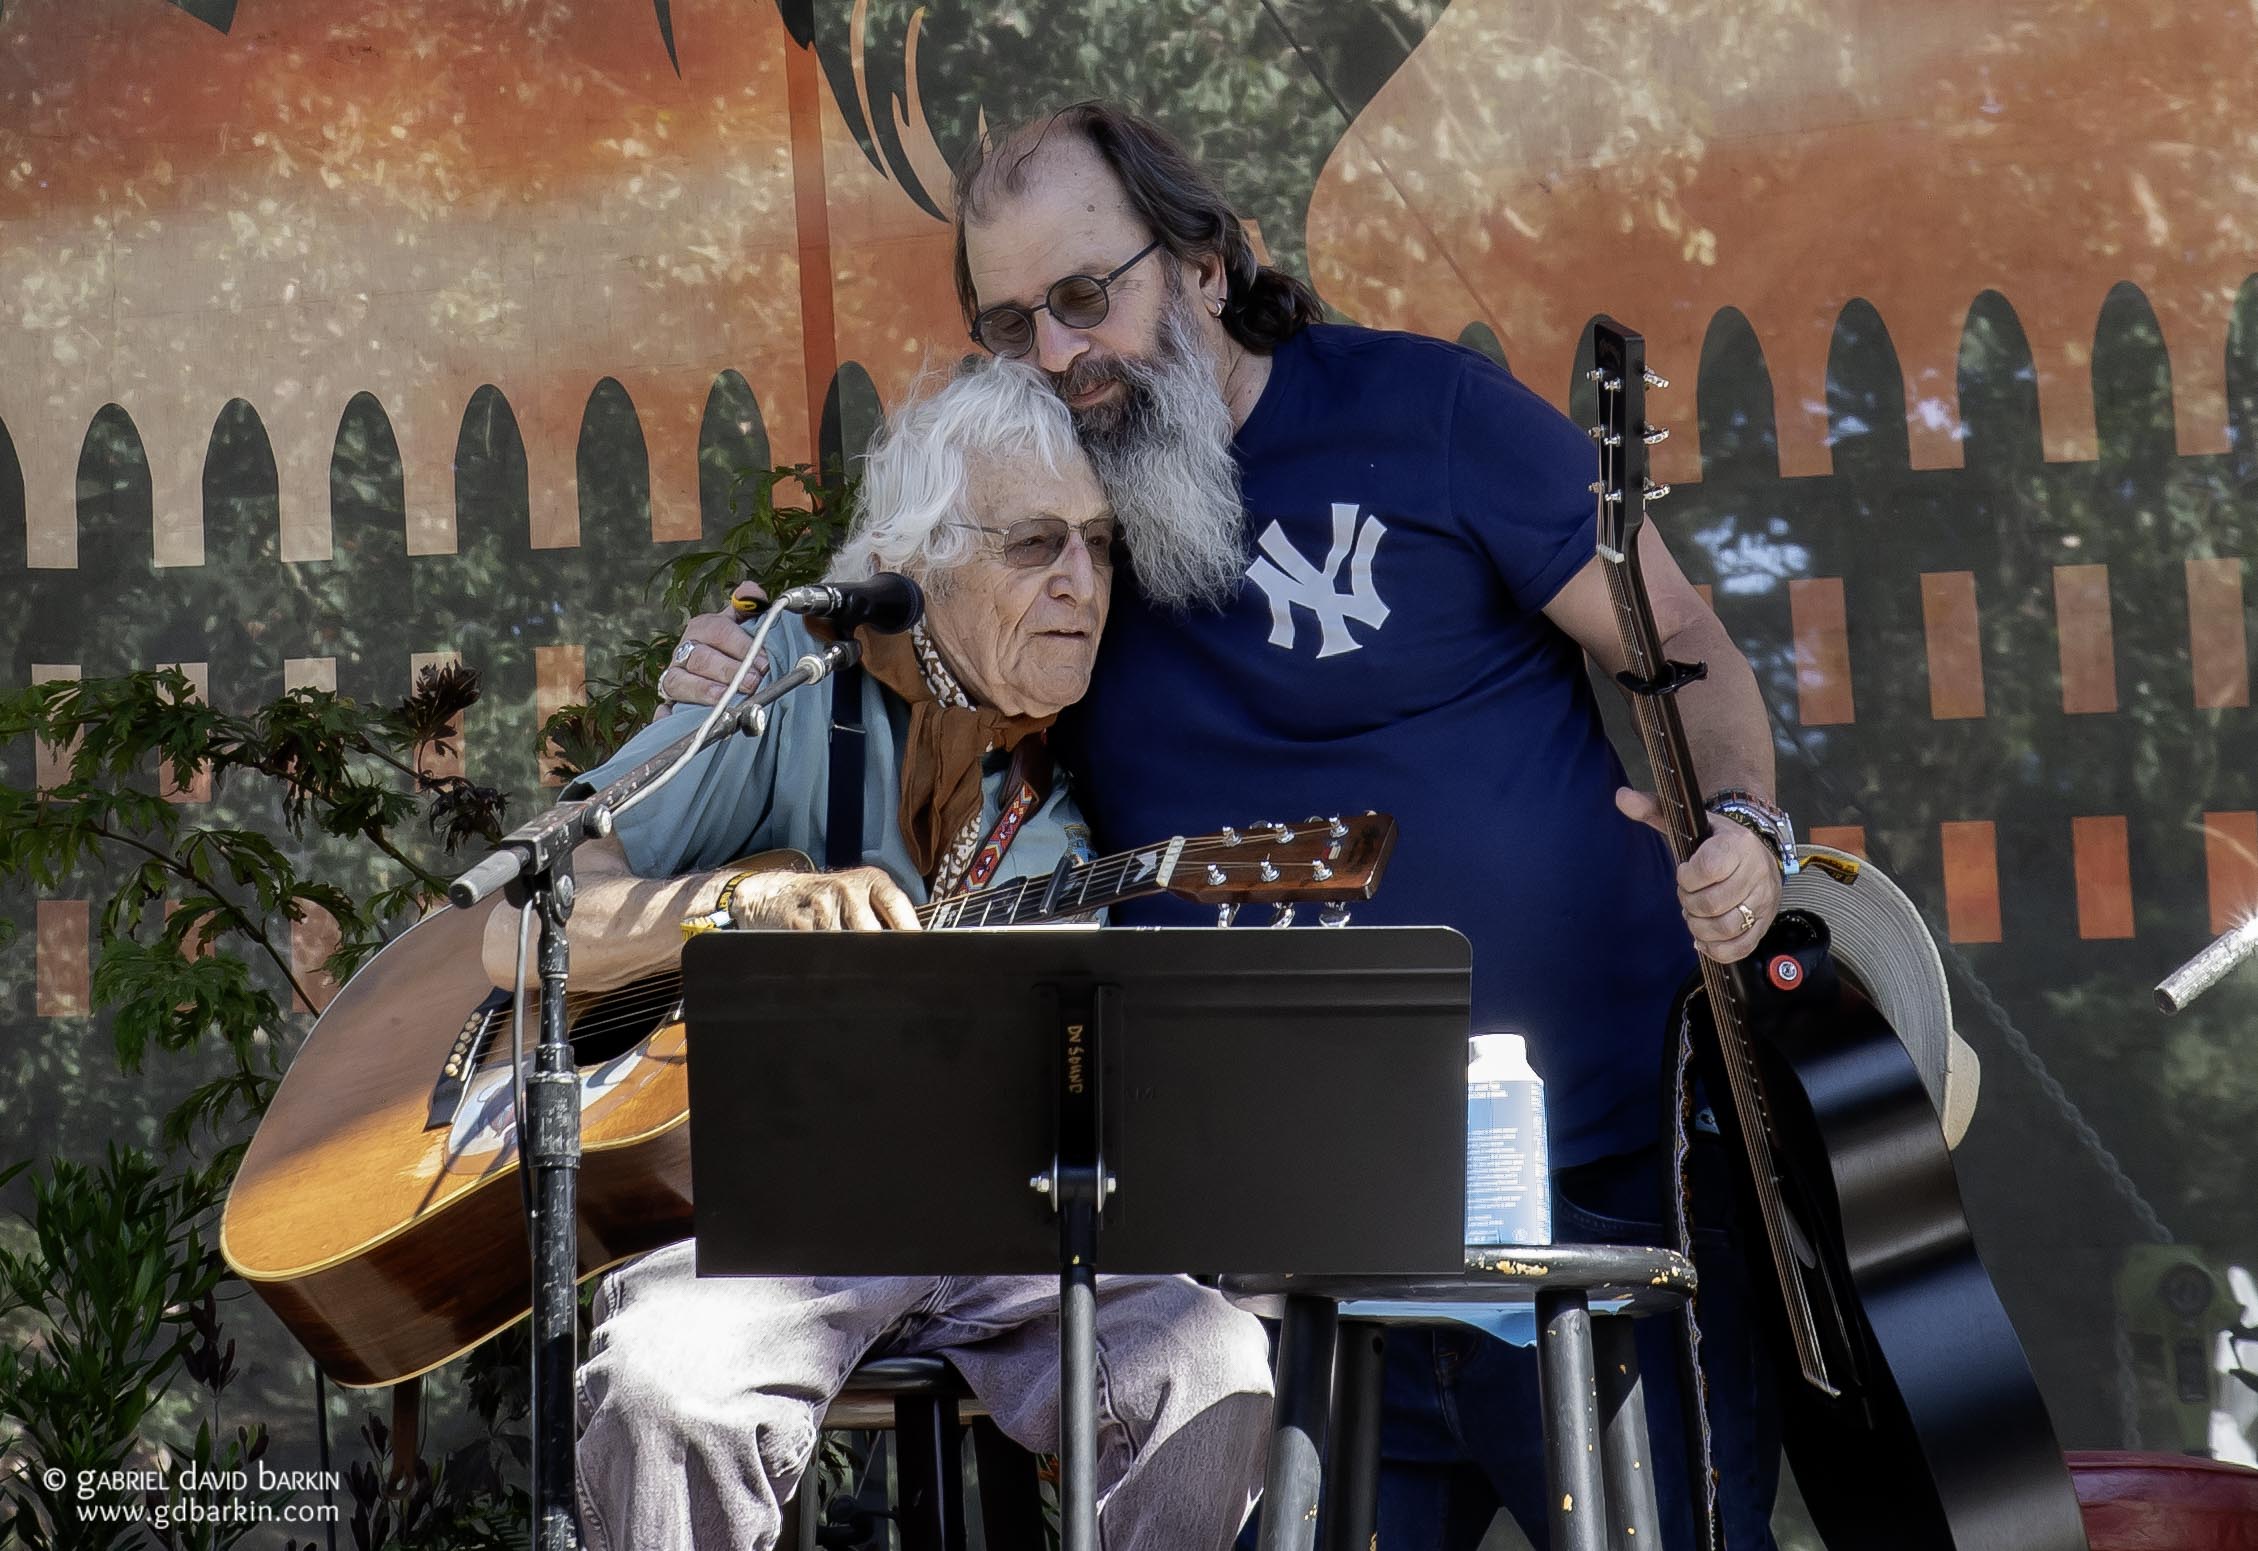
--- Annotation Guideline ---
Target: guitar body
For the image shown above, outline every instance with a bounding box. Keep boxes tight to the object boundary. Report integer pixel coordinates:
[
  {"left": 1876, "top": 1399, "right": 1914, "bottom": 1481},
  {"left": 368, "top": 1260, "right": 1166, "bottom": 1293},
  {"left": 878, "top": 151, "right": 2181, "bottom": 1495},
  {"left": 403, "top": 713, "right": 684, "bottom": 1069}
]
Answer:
[
  {"left": 1682, "top": 915, "right": 2089, "bottom": 1551},
  {"left": 221, "top": 896, "right": 707, "bottom": 1388}
]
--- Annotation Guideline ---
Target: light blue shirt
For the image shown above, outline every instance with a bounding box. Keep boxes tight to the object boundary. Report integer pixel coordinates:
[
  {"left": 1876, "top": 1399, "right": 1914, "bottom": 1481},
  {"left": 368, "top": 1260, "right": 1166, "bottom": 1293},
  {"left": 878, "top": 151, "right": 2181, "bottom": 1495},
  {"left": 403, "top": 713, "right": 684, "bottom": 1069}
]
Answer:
[{"left": 564, "top": 615, "right": 1094, "bottom": 900}]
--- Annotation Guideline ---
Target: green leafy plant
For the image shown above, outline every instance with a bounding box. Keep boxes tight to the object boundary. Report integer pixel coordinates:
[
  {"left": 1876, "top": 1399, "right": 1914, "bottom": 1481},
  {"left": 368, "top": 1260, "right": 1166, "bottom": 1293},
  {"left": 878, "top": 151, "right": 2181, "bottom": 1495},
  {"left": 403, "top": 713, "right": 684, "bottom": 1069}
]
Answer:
[
  {"left": 1, "top": 464, "right": 858, "bottom": 1550},
  {"left": 542, "top": 460, "right": 858, "bottom": 783}
]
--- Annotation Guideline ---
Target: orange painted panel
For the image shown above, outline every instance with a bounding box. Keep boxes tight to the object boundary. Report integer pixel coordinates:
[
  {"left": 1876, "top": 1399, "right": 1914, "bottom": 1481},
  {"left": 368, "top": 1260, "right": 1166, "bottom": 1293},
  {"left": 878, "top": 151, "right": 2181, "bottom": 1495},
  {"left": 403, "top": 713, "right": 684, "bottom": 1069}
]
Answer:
[
  {"left": 29, "top": 664, "right": 79, "bottom": 793},
  {"left": 166, "top": 899, "right": 217, "bottom": 960},
  {"left": 2185, "top": 558, "right": 2249, "bottom": 710},
  {"left": 410, "top": 652, "right": 467, "bottom": 782},
  {"left": 284, "top": 657, "right": 338, "bottom": 695},
  {"left": 156, "top": 662, "right": 212, "bottom": 804},
  {"left": 2070, "top": 816, "right": 2135, "bottom": 940},
  {"left": 2054, "top": 565, "right": 2118, "bottom": 714},
  {"left": 1940, "top": 820, "right": 2003, "bottom": 944},
  {"left": 1788, "top": 578, "right": 1855, "bottom": 726},
  {"left": 36, "top": 900, "right": 90, "bottom": 1017},
  {"left": 785, "top": 35, "right": 838, "bottom": 451},
  {"left": 2202, "top": 811, "right": 2258, "bottom": 934},
  {"left": 535, "top": 645, "right": 589, "bottom": 788},
  {"left": 292, "top": 905, "right": 343, "bottom": 1015},
  {"left": 1807, "top": 825, "right": 1867, "bottom": 858},
  {"left": 1919, "top": 571, "right": 1986, "bottom": 720}
]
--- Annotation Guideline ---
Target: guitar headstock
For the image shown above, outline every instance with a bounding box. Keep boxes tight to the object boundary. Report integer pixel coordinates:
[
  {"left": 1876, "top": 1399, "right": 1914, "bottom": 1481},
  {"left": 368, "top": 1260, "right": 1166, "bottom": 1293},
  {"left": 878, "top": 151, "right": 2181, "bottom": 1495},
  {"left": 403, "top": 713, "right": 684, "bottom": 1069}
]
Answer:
[
  {"left": 1588, "top": 317, "right": 1670, "bottom": 564},
  {"left": 1158, "top": 813, "right": 1399, "bottom": 921}
]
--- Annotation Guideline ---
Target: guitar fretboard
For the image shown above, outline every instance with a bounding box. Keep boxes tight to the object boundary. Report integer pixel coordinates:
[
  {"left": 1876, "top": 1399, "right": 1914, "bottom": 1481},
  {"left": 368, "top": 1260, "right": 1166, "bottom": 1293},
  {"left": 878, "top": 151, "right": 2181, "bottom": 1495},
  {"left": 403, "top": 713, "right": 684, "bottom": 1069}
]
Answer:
[{"left": 914, "top": 836, "right": 1186, "bottom": 929}]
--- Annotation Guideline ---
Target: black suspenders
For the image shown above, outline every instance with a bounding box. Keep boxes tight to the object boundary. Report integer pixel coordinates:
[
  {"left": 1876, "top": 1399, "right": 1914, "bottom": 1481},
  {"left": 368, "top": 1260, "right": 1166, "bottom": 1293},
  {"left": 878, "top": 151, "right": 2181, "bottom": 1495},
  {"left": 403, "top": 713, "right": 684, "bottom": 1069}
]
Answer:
[{"left": 824, "top": 662, "right": 867, "bottom": 870}]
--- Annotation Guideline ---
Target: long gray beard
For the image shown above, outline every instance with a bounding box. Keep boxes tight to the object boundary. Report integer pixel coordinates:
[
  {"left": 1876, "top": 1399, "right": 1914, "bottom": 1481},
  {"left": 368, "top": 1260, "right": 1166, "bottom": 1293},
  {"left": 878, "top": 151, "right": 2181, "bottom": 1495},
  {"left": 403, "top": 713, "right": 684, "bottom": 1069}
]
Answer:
[{"left": 1067, "top": 291, "right": 1246, "bottom": 612}]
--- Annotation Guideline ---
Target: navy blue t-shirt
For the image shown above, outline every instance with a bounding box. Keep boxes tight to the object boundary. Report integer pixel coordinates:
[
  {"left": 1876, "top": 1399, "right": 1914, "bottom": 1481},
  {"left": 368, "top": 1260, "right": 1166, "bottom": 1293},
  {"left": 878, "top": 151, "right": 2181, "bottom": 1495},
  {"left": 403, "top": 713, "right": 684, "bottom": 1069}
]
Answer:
[{"left": 1060, "top": 323, "right": 1696, "bottom": 1167}]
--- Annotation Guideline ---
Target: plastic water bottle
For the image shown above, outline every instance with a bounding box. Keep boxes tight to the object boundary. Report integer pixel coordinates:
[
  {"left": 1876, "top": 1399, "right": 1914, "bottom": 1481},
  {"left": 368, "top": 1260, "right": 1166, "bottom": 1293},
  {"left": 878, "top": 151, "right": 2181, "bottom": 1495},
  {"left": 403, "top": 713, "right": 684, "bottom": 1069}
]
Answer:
[{"left": 1464, "top": 1033, "right": 1550, "bottom": 1247}]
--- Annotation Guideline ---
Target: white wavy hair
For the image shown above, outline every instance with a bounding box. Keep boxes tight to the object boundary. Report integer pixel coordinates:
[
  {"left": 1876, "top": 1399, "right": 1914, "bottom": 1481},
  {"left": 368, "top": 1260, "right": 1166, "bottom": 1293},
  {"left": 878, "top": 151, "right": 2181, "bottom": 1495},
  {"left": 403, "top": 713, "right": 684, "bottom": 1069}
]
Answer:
[{"left": 826, "top": 357, "right": 1084, "bottom": 587}]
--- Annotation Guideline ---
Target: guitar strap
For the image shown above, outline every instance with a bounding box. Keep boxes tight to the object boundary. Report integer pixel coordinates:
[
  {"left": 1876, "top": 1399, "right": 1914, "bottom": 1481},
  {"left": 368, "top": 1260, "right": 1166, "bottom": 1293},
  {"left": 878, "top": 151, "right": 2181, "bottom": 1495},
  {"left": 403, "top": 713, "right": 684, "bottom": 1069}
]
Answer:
[
  {"left": 824, "top": 663, "right": 866, "bottom": 870},
  {"left": 1668, "top": 1004, "right": 1727, "bottom": 1551}
]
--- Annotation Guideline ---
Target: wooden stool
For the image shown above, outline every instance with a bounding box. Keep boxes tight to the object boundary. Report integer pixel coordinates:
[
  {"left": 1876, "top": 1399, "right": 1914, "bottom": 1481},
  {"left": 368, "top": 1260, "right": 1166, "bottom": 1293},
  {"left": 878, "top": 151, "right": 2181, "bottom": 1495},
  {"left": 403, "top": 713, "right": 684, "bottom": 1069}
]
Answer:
[{"left": 778, "top": 1355, "right": 1045, "bottom": 1551}]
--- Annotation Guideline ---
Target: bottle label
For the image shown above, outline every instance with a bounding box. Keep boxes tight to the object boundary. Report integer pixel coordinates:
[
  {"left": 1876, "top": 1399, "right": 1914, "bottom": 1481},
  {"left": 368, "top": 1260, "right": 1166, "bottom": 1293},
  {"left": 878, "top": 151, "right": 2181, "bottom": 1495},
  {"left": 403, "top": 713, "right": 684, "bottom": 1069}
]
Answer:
[{"left": 1465, "top": 1078, "right": 1551, "bottom": 1247}]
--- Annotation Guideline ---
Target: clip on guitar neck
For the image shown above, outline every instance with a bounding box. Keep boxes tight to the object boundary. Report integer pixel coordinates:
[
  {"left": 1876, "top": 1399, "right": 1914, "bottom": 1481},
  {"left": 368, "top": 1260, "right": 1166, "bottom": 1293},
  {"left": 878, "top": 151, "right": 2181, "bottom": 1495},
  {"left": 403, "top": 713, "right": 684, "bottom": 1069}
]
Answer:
[{"left": 1616, "top": 659, "right": 1708, "bottom": 697}]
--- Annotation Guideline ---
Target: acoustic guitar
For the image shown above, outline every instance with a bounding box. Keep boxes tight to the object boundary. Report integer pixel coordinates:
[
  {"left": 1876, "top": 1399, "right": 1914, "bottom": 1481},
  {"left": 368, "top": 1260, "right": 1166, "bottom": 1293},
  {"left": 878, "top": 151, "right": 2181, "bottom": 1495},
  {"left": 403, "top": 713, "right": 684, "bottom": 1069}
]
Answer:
[
  {"left": 1590, "top": 318, "right": 2088, "bottom": 1551},
  {"left": 221, "top": 815, "right": 1397, "bottom": 1388}
]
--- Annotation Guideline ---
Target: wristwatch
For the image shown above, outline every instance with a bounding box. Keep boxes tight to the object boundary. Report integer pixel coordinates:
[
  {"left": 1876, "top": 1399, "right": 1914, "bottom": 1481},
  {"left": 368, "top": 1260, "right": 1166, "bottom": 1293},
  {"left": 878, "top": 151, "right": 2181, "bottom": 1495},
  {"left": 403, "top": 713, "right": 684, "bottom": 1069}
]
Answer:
[{"left": 1704, "top": 789, "right": 1801, "bottom": 876}]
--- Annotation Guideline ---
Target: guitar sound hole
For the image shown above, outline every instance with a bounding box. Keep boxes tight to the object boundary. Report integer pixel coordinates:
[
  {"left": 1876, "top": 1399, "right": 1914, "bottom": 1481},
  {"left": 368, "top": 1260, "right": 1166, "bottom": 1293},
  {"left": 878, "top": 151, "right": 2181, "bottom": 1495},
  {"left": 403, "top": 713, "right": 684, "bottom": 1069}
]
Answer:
[{"left": 565, "top": 985, "right": 680, "bottom": 1068}]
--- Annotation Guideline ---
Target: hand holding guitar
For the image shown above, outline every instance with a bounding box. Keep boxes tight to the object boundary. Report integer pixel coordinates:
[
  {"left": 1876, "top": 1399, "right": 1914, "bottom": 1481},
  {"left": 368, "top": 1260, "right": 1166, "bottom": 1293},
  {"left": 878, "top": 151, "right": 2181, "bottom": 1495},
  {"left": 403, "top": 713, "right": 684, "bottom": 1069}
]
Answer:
[
  {"left": 728, "top": 866, "right": 922, "bottom": 932},
  {"left": 1614, "top": 787, "right": 1781, "bottom": 962}
]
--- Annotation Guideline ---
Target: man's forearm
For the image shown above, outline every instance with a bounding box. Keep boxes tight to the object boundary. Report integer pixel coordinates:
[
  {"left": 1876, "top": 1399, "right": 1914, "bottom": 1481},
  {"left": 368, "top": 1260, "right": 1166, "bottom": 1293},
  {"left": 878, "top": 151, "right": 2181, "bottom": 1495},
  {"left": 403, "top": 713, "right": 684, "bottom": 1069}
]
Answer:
[
  {"left": 1658, "top": 613, "right": 1776, "bottom": 803},
  {"left": 478, "top": 839, "right": 725, "bottom": 992}
]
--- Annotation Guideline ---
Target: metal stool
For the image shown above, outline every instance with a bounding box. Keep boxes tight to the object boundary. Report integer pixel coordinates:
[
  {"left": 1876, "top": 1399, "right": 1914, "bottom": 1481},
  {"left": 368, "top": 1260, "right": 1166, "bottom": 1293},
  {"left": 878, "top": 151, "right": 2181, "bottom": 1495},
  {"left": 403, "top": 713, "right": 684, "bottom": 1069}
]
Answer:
[
  {"left": 1223, "top": 1243, "right": 1699, "bottom": 1551},
  {"left": 778, "top": 1356, "right": 1046, "bottom": 1551}
]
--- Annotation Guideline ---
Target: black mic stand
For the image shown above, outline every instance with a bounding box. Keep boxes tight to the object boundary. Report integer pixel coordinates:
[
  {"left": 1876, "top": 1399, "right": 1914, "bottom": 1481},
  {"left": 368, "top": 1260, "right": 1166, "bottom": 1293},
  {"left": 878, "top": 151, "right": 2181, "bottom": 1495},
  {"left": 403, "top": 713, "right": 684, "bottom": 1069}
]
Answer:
[{"left": 445, "top": 637, "right": 860, "bottom": 1551}]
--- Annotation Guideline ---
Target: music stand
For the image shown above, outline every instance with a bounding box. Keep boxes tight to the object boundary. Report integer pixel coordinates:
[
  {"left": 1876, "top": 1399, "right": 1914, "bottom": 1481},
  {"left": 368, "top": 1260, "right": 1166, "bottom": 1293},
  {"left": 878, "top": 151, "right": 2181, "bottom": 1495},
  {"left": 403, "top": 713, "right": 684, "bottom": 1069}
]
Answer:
[{"left": 680, "top": 925, "right": 1472, "bottom": 1551}]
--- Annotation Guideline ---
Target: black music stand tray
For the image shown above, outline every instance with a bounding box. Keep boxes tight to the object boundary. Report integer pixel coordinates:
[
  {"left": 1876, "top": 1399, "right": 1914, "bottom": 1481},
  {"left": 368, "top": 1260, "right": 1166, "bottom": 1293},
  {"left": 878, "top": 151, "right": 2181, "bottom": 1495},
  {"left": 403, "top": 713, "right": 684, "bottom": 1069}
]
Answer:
[{"left": 680, "top": 925, "right": 1471, "bottom": 1551}]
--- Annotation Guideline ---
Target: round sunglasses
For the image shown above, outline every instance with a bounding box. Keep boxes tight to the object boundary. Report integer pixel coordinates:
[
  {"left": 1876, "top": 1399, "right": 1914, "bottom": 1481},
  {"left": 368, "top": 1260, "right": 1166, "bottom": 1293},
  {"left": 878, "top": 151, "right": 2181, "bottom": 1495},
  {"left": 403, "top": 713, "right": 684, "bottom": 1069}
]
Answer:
[
  {"left": 947, "top": 515, "right": 1122, "bottom": 570},
  {"left": 969, "top": 240, "right": 1161, "bottom": 358}
]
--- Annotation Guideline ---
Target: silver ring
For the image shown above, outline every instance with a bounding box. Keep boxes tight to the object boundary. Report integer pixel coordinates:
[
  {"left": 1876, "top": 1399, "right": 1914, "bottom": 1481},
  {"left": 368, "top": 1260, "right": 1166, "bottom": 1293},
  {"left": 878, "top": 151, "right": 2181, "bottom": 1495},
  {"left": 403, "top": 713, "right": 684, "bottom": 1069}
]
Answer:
[
  {"left": 1736, "top": 902, "right": 1757, "bottom": 933},
  {"left": 672, "top": 641, "right": 697, "bottom": 666}
]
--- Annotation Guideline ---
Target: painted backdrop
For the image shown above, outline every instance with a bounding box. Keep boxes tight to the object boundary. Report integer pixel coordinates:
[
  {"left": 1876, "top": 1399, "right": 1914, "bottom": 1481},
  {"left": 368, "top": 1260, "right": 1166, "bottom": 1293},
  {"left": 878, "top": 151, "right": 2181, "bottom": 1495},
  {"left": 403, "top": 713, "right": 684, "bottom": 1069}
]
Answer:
[{"left": 6, "top": 0, "right": 2258, "bottom": 1494}]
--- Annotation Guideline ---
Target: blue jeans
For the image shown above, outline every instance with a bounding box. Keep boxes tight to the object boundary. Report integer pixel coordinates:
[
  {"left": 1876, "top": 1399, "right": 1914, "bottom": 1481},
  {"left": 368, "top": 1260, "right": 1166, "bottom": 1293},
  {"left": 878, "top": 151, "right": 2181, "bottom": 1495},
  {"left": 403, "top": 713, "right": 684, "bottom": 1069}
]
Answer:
[{"left": 1377, "top": 1139, "right": 1781, "bottom": 1551}]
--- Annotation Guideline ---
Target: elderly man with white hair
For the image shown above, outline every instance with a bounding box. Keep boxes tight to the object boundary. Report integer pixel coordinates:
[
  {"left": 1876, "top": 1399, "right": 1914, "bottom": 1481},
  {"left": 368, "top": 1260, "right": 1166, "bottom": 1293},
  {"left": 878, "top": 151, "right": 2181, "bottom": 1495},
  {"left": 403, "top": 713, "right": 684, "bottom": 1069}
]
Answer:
[{"left": 489, "top": 357, "right": 1274, "bottom": 1551}]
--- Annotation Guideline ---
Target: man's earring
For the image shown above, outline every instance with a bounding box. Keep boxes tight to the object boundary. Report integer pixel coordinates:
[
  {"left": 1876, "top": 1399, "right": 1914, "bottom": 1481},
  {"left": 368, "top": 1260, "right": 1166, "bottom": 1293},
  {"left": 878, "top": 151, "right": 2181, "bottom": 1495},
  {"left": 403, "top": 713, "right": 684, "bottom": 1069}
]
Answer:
[{"left": 1209, "top": 294, "right": 1225, "bottom": 318}]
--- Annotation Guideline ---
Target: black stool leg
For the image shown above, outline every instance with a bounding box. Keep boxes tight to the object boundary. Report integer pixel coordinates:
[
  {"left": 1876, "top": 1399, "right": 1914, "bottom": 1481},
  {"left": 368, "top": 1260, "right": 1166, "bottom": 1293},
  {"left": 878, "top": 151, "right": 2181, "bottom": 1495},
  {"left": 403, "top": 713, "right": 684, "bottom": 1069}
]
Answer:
[
  {"left": 1537, "top": 1289, "right": 1608, "bottom": 1551},
  {"left": 1258, "top": 1295, "right": 1339, "bottom": 1551},
  {"left": 896, "top": 1394, "right": 967, "bottom": 1551},
  {"left": 1319, "top": 1321, "right": 1385, "bottom": 1551},
  {"left": 1593, "top": 1318, "right": 1662, "bottom": 1548},
  {"left": 970, "top": 1417, "right": 1045, "bottom": 1551}
]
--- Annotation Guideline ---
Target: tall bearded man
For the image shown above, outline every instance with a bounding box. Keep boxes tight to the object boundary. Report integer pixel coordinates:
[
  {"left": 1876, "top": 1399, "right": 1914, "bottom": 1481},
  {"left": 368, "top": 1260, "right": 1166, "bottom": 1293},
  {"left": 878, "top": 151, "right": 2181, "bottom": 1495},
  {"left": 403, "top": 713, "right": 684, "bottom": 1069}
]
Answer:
[
  {"left": 959, "top": 102, "right": 1792, "bottom": 1551},
  {"left": 665, "top": 102, "right": 1791, "bottom": 1551}
]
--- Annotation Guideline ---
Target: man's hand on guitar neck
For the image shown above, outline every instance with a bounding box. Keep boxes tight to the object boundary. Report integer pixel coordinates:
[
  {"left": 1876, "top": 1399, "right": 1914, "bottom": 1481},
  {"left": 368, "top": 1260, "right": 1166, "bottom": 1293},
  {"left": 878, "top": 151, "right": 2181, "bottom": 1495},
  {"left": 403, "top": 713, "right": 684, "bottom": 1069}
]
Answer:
[{"left": 1615, "top": 788, "right": 1783, "bottom": 964}]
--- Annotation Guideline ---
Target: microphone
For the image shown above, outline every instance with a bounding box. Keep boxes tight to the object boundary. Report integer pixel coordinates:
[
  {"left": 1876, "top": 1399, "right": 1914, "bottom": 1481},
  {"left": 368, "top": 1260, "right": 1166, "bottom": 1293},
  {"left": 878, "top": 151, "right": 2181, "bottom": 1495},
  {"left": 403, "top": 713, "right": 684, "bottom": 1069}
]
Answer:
[
  {"left": 775, "top": 574, "right": 924, "bottom": 635},
  {"left": 2156, "top": 913, "right": 2258, "bottom": 1013}
]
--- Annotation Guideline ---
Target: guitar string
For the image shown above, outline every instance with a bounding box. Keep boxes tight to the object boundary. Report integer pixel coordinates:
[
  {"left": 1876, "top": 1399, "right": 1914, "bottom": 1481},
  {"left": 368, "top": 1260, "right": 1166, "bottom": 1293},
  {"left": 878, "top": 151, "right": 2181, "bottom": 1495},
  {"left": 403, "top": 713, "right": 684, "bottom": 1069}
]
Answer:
[{"left": 487, "top": 832, "right": 1360, "bottom": 1057}]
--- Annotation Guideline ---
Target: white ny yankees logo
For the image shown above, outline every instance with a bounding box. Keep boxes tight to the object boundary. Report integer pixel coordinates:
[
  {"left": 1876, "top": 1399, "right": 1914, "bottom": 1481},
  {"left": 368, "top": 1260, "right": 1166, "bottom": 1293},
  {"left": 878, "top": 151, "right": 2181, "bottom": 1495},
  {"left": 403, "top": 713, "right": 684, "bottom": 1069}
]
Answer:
[{"left": 1244, "top": 502, "right": 1391, "bottom": 658}]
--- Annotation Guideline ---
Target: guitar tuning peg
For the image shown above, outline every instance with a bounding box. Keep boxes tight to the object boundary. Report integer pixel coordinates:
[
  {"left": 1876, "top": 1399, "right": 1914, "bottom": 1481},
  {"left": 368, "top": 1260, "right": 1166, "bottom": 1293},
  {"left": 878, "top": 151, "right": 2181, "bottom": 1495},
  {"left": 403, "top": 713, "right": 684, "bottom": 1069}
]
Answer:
[
  {"left": 1205, "top": 863, "right": 1227, "bottom": 886},
  {"left": 1643, "top": 369, "right": 1670, "bottom": 389},
  {"left": 1588, "top": 480, "right": 1604, "bottom": 495},
  {"left": 1643, "top": 479, "right": 1672, "bottom": 503},
  {"left": 1642, "top": 425, "right": 1670, "bottom": 445},
  {"left": 1258, "top": 860, "right": 1280, "bottom": 883},
  {"left": 1309, "top": 861, "right": 1333, "bottom": 882},
  {"left": 1327, "top": 817, "right": 1348, "bottom": 839},
  {"left": 1269, "top": 903, "right": 1297, "bottom": 928},
  {"left": 1319, "top": 902, "right": 1352, "bottom": 928},
  {"left": 1585, "top": 367, "right": 1608, "bottom": 383},
  {"left": 1220, "top": 826, "right": 1240, "bottom": 845},
  {"left": 1217, "top": 902, "right": 1241, "bottom": 927},
  {"left": 1586, "top": 424, "right": 1605, "bottom": 441}
]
